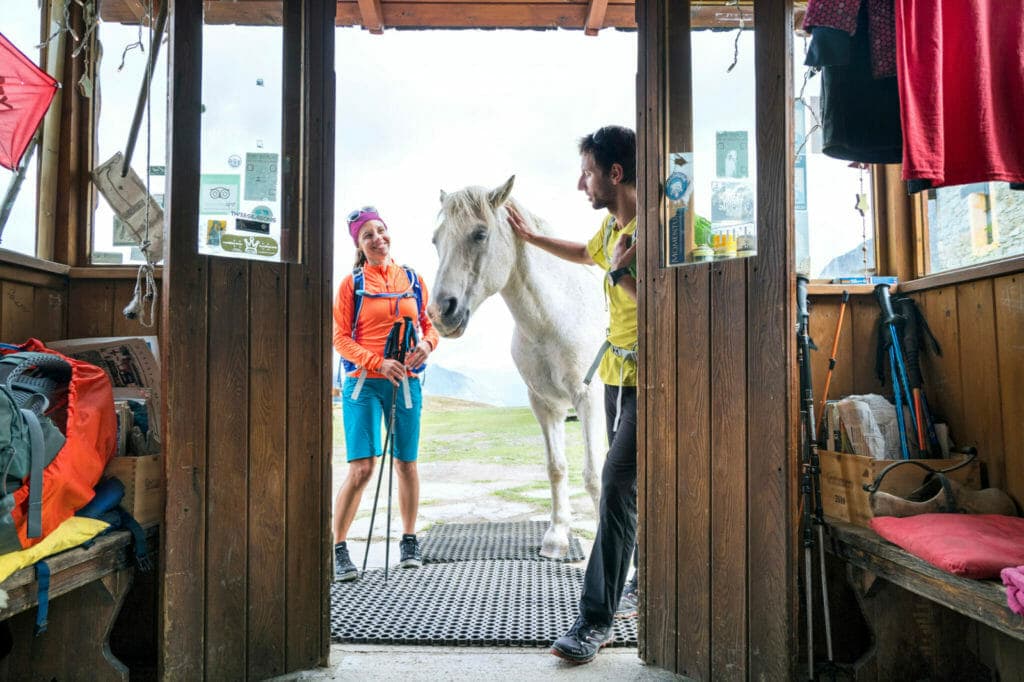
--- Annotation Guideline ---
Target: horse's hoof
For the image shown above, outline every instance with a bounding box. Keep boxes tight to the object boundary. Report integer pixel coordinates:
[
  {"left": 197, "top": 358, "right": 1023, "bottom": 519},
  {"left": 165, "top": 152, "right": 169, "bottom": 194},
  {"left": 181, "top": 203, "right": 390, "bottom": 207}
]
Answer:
[{"left": 540, "top": 527, "right": 571, "bottom": 559}]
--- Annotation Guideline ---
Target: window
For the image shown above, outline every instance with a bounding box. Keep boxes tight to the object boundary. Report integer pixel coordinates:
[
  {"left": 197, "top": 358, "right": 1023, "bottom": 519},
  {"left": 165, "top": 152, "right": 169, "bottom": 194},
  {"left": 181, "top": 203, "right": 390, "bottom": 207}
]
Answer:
[
  {"left": 0, "top": 2, "right": 45, "bottom": 257},
  {"left": 793, "top": 35, "right": 877, "bottom": 279},
  {"left": 924, "top": 183, "right": 1024, "bottom": 274},
  {"left": 91, "top": 17, "right": 168, "bottom": 265}
]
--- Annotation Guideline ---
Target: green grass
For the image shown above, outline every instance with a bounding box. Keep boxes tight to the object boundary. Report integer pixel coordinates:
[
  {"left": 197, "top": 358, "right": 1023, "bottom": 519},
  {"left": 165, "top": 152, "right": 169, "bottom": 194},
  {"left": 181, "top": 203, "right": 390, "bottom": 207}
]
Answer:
[{"left": 333, "top": 395, "right": 587, "bottom": 470}]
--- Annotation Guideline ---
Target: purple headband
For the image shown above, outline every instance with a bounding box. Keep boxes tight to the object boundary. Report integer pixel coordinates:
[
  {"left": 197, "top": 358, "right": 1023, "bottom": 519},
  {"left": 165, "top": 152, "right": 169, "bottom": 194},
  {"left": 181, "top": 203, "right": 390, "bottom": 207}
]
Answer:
[{"left": 348, "top": 208, "right": 387, "bottom": 245}]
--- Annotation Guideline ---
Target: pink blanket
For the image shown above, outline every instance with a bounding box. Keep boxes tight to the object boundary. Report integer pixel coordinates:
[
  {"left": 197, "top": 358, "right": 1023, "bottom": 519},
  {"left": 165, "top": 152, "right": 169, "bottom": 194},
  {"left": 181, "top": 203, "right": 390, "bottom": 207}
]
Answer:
[{"left": 1002, "top": 566, "right": 1024, "bottom": 616}]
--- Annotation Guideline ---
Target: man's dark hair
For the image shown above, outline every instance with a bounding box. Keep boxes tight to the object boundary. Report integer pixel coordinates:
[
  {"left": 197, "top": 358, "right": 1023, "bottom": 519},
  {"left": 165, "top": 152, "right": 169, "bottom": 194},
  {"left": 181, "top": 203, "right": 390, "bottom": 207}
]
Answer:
[{"left": 578, "top": 125, "right": 637, "bottom": 185}]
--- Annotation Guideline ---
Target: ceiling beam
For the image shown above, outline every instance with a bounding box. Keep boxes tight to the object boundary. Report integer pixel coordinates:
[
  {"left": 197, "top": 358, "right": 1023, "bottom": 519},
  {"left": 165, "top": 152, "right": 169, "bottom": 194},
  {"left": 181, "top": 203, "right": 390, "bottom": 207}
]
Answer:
[
  {"left": 583, "top": 0, "right": 608, "bottom": 35},
  {"left": 356, "top": 0, "right": 385, "bottom": 33}
]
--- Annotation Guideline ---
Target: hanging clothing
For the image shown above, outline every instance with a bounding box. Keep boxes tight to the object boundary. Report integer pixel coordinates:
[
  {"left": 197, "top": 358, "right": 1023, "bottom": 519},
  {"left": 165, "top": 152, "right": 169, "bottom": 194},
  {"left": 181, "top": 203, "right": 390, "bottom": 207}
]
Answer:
[
  {"left": 804, "top": 0, "right": 897, "bottom": 78},
  {"left": 897, "top": 0, "right": 1024, "bottom": 191},
  {"left": 805, "top": 6, "right": 903, "bottom": 164}
]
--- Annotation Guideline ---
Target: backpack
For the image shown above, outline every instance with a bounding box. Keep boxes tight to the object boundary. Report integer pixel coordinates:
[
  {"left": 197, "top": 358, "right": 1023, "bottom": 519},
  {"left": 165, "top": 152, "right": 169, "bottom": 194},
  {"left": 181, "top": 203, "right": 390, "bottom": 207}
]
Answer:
[
  {"left": 0, "top": 339, "right": 116, "bottom": 555},
  {"left": 338, "top": 265, "right": 424, "bottom": 377}
]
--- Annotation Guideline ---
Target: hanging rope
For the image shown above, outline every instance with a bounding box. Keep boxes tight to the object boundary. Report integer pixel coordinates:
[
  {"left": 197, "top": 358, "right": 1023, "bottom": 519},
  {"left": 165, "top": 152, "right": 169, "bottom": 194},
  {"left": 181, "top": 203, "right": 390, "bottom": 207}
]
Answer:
[{"left": 725, "top": 0, "right": 747, "bottom": 73}]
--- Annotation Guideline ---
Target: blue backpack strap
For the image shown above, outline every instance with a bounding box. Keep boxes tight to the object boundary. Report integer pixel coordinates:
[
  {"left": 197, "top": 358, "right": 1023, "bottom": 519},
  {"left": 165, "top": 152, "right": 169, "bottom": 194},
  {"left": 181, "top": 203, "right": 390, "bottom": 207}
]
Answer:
[
  {"left": 403, "top": 266, "right": 424, "bottom": 318},
  {"left": 34, "top": 560, "right": 51, "bottom": 635},
  {"left": 341, "top": 268, "right": 365, "bottom": 375}
]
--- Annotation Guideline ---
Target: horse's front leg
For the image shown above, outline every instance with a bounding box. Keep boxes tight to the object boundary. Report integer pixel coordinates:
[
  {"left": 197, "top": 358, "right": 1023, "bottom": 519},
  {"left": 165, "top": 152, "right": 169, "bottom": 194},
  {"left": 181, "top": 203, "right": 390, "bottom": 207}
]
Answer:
[
  {"left": 527, "top": 390, "right": 571, "bottom": 559},
  {"left": 573, "top": 380, "right": 605, "bottom": 515}
]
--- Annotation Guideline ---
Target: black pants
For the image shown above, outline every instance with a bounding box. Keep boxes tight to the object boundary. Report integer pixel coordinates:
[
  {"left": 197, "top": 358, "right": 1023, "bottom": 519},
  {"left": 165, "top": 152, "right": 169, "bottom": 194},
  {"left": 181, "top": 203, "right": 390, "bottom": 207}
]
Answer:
[{"left": 579, "top": 385, "right": 637, "bottom": 628}]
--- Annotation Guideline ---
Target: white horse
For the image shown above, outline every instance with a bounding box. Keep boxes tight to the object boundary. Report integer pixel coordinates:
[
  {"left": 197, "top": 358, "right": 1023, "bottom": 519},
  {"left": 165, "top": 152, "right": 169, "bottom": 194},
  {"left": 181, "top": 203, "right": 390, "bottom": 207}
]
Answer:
[{"left": 427, "top": 176, "right": 606, "bottom": 559}]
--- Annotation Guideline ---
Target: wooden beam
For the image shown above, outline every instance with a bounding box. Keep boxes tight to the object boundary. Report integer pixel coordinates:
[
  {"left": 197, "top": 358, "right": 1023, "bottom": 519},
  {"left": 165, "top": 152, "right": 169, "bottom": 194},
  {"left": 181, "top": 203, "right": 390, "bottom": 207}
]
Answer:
[
  {"left": 583, "top": 0, "right": 608, "bottom": 35},
  {"left": 357, "top": 0, "right": 386, "bottom": 32},
  {"left": 335, "top": 2, "right": 636, "bottom": 29}
]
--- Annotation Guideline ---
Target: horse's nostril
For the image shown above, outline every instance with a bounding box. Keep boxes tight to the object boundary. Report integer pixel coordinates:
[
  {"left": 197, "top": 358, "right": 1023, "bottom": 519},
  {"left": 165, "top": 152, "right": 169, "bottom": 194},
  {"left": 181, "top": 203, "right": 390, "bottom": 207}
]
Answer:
[{"left": 442, "top": 296, "right": 458, "bottom": 319}]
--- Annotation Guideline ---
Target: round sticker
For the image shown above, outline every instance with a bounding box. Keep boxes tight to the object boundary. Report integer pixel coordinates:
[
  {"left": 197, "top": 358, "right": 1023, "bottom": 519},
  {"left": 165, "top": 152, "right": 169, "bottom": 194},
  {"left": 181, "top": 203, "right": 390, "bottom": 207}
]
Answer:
[
  {"left": 228, "top": 154, "right": 242, "bottom": 168},
  {"left": 253, "top": 205, "right": 274, "bottom": 222},
  {"left": 665, "top": 172, "right": 690, "bottom": 201}
]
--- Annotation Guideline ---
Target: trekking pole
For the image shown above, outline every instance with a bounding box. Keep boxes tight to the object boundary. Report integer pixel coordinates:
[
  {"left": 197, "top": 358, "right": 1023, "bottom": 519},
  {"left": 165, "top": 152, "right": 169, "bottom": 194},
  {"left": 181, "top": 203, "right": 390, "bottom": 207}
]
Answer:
[
  {"left": 816, "top": 290, "right": 849, "bottom": 443},
  {"left": 875, "top": 284, "right": 923, "bottom": 457},
  {"left": 895, "top": 297, "right": 942, "bottom": 455},
  {"left": 361, "top": 321, "right": 404, "bottom": 577},
  {"left": 797, "top": 276, "right": 835, "bottom": 677},
  {"left": 384, "top": 317, "right": 414, "bottom": 583}
]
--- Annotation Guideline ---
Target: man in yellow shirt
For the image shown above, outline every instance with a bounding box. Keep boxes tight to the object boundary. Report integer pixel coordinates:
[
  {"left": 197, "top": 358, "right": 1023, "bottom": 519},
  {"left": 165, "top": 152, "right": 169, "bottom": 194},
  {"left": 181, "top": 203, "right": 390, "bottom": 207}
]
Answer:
[{"left": 507, "top": 125, "right": 638, "bottom": 664}]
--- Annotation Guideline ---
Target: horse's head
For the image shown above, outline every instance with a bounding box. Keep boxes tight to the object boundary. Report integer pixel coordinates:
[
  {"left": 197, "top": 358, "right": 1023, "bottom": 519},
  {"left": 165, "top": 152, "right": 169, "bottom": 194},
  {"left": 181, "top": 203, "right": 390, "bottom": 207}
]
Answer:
[{"left": 428, "top": 175, "right": 518, "bottom": 338}]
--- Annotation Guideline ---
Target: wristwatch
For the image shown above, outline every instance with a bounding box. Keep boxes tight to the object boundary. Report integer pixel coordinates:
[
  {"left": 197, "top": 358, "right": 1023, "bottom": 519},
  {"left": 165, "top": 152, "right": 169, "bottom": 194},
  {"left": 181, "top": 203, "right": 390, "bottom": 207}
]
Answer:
[{"left": 608, "top": 266, "right": 633, "bottom": 286}]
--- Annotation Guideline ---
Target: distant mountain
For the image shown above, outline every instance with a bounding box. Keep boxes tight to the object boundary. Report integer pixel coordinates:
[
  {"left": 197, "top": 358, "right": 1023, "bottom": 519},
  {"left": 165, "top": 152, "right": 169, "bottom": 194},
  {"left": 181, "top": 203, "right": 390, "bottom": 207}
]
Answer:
[{"left": 421, "top": 365, "right": 529, "bottom": 407}]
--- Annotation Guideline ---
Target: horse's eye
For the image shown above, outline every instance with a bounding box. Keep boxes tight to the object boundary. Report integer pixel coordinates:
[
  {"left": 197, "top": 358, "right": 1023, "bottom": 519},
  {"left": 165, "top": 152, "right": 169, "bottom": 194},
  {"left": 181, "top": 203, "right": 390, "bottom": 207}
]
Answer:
[{"left": 472, "top": 228, "right": 487, "bottom": 243}]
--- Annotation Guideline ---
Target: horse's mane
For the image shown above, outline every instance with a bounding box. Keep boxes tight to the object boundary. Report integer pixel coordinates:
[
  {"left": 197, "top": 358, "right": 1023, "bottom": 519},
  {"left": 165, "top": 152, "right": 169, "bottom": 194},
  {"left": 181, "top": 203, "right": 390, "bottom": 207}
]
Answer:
[{"left": 439, "top": 186, "right": 553, "bottom": 236}]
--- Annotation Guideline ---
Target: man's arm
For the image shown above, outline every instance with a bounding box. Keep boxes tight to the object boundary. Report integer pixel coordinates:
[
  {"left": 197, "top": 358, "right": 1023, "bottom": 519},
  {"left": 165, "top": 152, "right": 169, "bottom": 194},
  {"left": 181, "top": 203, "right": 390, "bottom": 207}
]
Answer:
[
  {"left": 611, "top": 235, "right": 638, "bottom": 301},
  {"left": 507, "top": 204, "right": 595, "bottom": 265}
]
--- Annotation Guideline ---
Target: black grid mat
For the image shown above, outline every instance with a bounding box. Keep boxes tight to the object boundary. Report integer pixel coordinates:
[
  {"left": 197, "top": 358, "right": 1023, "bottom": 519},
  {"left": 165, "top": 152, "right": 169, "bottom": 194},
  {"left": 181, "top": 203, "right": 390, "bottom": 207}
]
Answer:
[
  {"left": 330, "top": 559, "right": 637, "bottom": 647},
  {"left": 420, "top": 520, "right": 586, "bottom": 563}
]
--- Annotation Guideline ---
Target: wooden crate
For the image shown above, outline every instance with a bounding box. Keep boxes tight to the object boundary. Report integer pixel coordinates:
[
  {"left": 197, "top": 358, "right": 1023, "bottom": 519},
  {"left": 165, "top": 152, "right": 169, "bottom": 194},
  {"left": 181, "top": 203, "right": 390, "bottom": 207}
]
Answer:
[
  {"left": 817, "top": 450, "right": 981, "bottom": 528},
  {"left": 104, "top": 455, "right": 163, "bottom": 527}
]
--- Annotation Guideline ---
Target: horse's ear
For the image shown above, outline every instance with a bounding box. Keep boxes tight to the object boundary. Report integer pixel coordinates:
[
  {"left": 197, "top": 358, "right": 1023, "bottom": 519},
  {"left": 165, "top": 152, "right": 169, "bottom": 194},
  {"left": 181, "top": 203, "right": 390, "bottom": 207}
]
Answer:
[
  {"left": 439, "top": 189, "right": 447, "bottom": 203},
  {"left": 488, "top": 175, "right": 515, "bottom": 208}
]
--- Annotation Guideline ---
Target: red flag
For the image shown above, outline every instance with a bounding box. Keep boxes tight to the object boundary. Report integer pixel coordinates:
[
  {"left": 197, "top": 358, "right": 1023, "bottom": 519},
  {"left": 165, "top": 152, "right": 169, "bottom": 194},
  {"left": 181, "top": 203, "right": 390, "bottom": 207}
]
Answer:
[{"left": 0, "top": 31, "right": 58, "bottom": 171}]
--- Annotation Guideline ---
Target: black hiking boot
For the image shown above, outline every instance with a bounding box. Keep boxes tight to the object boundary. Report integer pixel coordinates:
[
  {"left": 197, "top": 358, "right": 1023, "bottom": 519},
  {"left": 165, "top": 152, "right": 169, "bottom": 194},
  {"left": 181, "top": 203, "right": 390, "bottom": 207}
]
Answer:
[
  {"left": 550, "top": 615, "right": 614, "bottom": 664},
  {"left": 334, "top": 541, "right": 358, "bottom": 582},
  {"left": 399, "top": 534, "right": 422, "bottom": 568},
  {"left": 615, "top": 575, "right": 638, "bottom": 619}
]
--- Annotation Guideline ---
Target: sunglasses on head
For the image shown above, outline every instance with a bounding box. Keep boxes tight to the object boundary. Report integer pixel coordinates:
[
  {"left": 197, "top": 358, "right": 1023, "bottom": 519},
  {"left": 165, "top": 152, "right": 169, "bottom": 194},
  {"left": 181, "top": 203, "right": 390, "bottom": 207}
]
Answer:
[{"left": 347, "top": 206, "right": 379, "bottom": 224}]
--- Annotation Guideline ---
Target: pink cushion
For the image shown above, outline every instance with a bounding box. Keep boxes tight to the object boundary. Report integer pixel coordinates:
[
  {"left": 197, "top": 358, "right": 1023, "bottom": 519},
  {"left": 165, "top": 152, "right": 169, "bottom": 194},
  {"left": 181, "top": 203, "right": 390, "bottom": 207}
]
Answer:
[{"left": 870, "top": 514, "right": 1024, "bottom": 579}]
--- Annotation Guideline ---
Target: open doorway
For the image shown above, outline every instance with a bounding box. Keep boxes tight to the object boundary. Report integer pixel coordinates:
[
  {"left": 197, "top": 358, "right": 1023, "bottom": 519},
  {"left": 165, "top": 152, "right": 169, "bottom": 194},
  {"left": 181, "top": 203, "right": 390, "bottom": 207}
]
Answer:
[{"left": 329, "top": 26, "right": 637, "bottom": 647}]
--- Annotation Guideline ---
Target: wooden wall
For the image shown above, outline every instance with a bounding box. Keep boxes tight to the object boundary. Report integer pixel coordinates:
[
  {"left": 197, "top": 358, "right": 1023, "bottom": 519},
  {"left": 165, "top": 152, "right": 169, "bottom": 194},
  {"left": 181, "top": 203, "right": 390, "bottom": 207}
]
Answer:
[
  {"left": 0, "top": 256, "right": 68, "bottom": 344},
  {"left": 636, "top": 0, "right": 796, "bottom": 678},
  {"left": 160, "top": 1, "right": 334, "bottom": 679},
  {"left": 808, "top": 270, "right": 1024, "bottom": 510},
  {"left": 67, "top": 275, "right": 163, "bottom": 339}
]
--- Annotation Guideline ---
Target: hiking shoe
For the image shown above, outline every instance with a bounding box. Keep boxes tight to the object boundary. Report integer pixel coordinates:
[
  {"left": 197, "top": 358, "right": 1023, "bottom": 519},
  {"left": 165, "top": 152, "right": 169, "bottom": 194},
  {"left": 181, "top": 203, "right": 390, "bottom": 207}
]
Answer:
[
  {"left": 399, "top": 534, "right": 422, "bottom": 568},
  {"left": 615, "top": 575, "right": 638, "bottom": 619},
  {"left": 551, "top": 616, "right": 614, "bottom": 664},
  {"left": 334, "top": 542, "right": 358, "bottom": 582}
]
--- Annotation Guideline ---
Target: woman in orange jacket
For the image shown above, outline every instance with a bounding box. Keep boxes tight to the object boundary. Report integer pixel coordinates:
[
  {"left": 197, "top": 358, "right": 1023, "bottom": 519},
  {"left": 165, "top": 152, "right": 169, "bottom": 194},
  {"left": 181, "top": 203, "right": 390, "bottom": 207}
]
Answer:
[{"left": 332, "top": 207, "right": 439, "bottom": 581}]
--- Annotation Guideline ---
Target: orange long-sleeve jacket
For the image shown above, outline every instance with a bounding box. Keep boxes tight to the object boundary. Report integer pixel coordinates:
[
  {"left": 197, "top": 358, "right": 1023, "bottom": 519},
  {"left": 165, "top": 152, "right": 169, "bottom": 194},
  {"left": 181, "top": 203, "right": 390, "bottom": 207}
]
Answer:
[{"left": 333, "top": 259, "right": 439, "bottom": 379}]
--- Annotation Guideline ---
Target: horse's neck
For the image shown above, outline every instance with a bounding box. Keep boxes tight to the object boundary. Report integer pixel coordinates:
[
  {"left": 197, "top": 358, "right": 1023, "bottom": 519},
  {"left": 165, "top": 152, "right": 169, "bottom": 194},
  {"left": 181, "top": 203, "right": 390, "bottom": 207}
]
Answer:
[{"left": 499, "top": 233, "right": 593, "bottom": 342}]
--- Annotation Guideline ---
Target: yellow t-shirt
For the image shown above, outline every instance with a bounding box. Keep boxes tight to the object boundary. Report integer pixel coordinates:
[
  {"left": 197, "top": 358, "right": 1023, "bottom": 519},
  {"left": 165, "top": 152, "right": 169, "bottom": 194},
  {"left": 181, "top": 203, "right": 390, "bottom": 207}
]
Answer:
[{"left": 586, "top": 214, "right": 638, "bottom": 387}]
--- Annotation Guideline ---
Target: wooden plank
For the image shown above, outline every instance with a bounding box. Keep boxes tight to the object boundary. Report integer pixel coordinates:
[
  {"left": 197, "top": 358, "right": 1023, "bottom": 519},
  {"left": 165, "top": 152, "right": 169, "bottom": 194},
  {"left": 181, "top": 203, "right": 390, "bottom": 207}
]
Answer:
[
  {"left": 584, "top": 0, "right": 609, "bottom": 34},
  {"left": 0, "top": 250, "right": 70, "bottom": 276},
  {"left": 33, "top": 286, "right": 66, "bottom": 342},
  {"left": 334, "top": 3, "right": 638, "bottom": 28},
  {"left": 994, "top": 274, "right": 1024, "bottom": 509},
  {"left": 634, "top": 0, "right": 651, "bottom": 662},
  {"left": 639, "top": 0, "right": 677, "bottom": 672},
  {"left": 161, "top": 0, "right": 209, "bottom": 679},
  {"left": 847, "top": 295, "right": 880, "bottom": 397},
  {"left": 830, "top": 521, "right": 1024, "bottom": 642},
  {"left": 357, "top": 0, "right": 386, "bottom": 31},
  {"left": 247, "top": 263, "right": 288, "bottom": 680},
  {"left": 204, "top": 259, "right": 250, "bottom": 681},
  {"left": 956, "top": 279, "right": 1004, "bottom": 489},
  {"left": 0, "top": 264, "right": 67, "bottom": 289},
  {"left": 914, "top": 287, "right": 964, "bottom": 444},
  {"left": 710, "top": 262, "right": 747, "bottom": 680},
  {"left": 1, "top": 282, "right": 39, "bottom": 342},
  {"left": 285, "top": 0, "right": 334, "bottom": 668},
  {"left": 67, "top": 279, "right": 115, "bottom": 337},
  {"left": 747, "top": 0, "right": 794, "bottom": 678}
]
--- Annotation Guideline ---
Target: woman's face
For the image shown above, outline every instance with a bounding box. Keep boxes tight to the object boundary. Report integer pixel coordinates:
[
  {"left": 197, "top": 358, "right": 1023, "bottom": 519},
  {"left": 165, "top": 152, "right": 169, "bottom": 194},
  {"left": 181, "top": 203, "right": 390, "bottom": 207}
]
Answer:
[{"left": 358, "top": 220, "right": 390, "bottom": 264}]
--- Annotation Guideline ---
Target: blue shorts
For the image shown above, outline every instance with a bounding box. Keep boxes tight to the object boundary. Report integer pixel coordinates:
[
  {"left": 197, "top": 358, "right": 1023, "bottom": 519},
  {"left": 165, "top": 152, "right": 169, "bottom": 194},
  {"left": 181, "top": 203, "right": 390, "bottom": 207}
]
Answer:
[{"left": 342, "top": 376, "right": 422, "bottom": 462}]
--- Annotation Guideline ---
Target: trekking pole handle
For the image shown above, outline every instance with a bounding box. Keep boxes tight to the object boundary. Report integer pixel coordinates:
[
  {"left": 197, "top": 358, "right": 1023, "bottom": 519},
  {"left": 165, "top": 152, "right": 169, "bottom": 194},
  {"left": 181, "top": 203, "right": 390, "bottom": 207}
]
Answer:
[
  {"left": 874, "top": 283, "right": 897, "bottom": 325},
  {"left": 797, "top": 275, "right": 810, "bottom": 321}
]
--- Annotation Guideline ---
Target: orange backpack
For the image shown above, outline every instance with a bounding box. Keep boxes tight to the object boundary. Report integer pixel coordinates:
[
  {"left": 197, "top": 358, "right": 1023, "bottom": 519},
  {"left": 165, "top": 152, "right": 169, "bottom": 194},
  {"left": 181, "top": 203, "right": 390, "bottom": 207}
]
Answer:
[{"left": 0, "top": 339, "right": 116, "bottom": 553}]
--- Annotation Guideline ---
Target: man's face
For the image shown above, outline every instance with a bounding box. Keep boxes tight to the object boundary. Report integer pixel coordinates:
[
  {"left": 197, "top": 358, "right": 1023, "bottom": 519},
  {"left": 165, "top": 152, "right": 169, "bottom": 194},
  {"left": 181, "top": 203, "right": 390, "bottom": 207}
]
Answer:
[{"left": 577, "top": 152, "right": 616, "bottom": 211}]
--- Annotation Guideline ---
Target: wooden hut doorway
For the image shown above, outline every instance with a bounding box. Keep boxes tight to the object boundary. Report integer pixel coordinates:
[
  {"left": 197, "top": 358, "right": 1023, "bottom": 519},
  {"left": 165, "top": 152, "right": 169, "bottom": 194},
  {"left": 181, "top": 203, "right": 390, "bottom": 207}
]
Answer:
[{"left": 152, "top": 0, "right": 798, "bottom": 678}]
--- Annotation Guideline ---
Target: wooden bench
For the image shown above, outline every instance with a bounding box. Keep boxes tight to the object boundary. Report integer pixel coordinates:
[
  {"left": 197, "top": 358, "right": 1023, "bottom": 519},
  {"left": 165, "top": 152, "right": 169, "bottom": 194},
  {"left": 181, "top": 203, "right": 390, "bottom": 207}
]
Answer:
[
  {"left": 0, "top": 529, "right": 147, "bottom": 681},
  {"left": 828, "top": 520, "right": 1024, "bottom": 679}
]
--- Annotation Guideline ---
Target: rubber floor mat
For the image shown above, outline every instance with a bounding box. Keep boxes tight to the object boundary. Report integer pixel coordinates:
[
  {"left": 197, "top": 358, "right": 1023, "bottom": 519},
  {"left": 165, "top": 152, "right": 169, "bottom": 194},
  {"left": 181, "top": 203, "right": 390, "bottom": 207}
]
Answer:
[
  {"left": 330, "top": 559, "right": 637, "bottom": 647},
  {"left": 419, "top": 520, "right": 586, "bottom": 563}
]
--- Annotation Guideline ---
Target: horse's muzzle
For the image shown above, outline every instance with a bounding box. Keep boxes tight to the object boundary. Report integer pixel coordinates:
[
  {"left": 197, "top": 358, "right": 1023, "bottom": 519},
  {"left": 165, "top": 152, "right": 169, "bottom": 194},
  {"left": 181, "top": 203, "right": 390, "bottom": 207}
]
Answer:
[{"left": 427, "top": 299, "right": 470, "bottom": 338}]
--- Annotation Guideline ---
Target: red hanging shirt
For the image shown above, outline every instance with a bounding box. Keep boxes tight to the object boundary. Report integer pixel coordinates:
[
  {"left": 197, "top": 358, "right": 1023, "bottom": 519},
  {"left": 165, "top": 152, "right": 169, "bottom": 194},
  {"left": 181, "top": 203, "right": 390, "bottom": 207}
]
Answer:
[{"left": 896, "top": 0, "right": 1024, "bottom": 188}]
